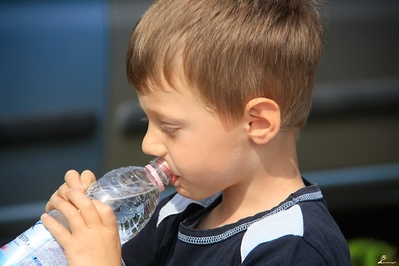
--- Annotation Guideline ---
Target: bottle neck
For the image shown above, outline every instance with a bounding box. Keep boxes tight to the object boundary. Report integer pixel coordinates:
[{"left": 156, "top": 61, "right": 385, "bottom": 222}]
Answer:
[{"left": 145, "top": 157, "right": 173, "bottom": 192}]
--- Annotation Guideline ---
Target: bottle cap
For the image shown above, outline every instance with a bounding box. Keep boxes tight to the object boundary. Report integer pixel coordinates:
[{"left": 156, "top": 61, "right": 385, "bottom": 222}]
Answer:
[
  {"left": 145, "top": 157, "right": 174, "bottom": 192},
  {"left": 145, "top": 164, "right": 165, "bottom": 191}
]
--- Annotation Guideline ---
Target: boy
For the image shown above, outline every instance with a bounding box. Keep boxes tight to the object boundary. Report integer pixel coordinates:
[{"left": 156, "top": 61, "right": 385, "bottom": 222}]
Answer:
[{"left": 42, "top": 0, "right": 351, "bottom": 265}]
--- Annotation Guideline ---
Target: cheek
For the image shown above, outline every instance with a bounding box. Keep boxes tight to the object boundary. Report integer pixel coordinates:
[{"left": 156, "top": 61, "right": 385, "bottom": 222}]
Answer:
[{"left": 171, "top": 124, "right": 244, "bottom": 177}]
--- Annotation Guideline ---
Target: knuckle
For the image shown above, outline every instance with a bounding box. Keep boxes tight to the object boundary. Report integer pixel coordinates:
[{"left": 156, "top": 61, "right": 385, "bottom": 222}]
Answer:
[
  {"left": 94, "top": 200, "right": 113, "bottom": 213},
  {"left": 81, "top": 199, "right": 94, "bottom": 210}
]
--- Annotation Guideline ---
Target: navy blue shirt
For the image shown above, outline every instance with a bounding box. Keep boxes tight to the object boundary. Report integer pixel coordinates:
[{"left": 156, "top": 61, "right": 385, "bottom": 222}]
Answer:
[{"left": 122, "top": 179, "right": 350, "bottom": 265}]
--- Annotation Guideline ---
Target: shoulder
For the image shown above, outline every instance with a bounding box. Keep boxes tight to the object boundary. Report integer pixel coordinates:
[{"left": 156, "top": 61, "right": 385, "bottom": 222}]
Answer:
[
  {"left": 242, "top": 204, "right": 315, "bottom": 265},
  {"left": 241, "top": 205, "right": 304, "bottom": 260},
  {"left": 241, "top": 185, "right": 350, "bottom": 265},
  {"left": 242, "top": 234, "right": 328, "bottom": 265},
  {"left": 300, "top": 199, "right": 351, "bottom": 265}
]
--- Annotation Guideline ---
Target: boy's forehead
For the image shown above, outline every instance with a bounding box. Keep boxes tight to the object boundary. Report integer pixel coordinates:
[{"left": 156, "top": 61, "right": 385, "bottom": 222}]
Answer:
[
  {"left": 138, "top": 93, "right": 174, "bottom": 118},
  {"left": 137, "top": 90, "right": 197, "bottom": 124},
  {"left": 137, "top": 79, "right": 208, "bottom": 113},
  {"left": 137, "top": 83, "right": 186, "bottom": 110}
]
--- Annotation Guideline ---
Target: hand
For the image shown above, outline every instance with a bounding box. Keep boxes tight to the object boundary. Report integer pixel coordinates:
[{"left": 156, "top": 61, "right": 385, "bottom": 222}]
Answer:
[
  {"left": 41, "top": 187, "right": 122, "bottom": 266},
  {"left": 45, "top": 169, "right": 96, "bottom": 213}
]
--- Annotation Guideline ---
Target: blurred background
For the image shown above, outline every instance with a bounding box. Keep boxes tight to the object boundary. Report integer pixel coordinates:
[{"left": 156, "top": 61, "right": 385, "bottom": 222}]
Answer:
[{"left": 1, "top": 0, "right": 398, "bottom": 261}]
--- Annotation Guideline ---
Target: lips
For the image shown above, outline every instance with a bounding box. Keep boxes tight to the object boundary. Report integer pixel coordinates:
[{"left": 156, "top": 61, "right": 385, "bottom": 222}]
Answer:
[{"left": 170, "top": 175, "right": 179, "bottom": 185}]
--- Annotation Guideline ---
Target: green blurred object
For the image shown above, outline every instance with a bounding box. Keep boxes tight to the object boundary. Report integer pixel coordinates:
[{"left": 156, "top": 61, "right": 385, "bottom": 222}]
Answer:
[{"left": 349, "top": 238, "right": 398, "bottom": 266}]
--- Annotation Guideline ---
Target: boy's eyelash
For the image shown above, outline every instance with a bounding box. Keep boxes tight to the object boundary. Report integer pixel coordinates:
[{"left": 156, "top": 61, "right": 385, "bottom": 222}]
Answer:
[
  {"left": 140, "top": 117, "right": 177, "bottom": 136},
  {"left": 160, "top": 125, "right": 177, "bottom": 136}
]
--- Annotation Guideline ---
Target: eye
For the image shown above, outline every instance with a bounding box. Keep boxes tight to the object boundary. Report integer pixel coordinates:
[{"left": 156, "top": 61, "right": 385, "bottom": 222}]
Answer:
[
  {"left": 160, "top": 125, "right": 178, "bottom": 137},
  {"left": 142, "top": 115, "right": 179, "bottom": 137}
]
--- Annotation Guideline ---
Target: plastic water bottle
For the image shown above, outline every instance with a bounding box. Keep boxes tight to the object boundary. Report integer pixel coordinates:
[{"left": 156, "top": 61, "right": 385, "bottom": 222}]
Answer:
[{"left": 0, "top": 157, "right": 173, "bottom": 266}]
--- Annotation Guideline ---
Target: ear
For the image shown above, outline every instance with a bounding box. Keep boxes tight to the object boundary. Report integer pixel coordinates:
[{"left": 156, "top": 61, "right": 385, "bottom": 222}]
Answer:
[{"left": 244, "top": 98, "right": 281, "bottom": 145}]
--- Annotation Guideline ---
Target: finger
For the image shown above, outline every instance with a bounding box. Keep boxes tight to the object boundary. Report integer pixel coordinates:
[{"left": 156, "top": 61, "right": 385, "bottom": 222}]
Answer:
[
  {"left": 54, "top": 194, "right": 88, "bottom": 231},
  {"left": 41, "top": 212, "right": 73, "bottom": 248},
  {"left": 65, "top": 170, "right": 85, "bottom": 193},
  {"left": 45, "top": 182, "right": 72, "bottom": 212},
  {"left": 45, "top": 170, "right": 96, "bottom": 213},
  {"left": 65, "top": 188, "right": 102, "bottom": 229},
  {"left": 80, "top": 170, "right": 97, "bottom": 191},
  {"left": 92, "top": 200, "right": 118, "bottom": 230},
  {"left": 45, "top": 195, "right": 62, "bottom": 213}
]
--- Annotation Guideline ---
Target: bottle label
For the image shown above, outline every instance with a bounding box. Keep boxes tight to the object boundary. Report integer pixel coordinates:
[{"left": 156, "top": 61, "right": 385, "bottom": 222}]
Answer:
[{"left": 0, "top": 220, "right": 67, "bottom": 266}]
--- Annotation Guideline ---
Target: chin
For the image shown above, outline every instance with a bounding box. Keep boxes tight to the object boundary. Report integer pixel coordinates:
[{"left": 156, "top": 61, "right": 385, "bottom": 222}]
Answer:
[{"left": 175, "top": 188, "right": 209, "bottom": 201}]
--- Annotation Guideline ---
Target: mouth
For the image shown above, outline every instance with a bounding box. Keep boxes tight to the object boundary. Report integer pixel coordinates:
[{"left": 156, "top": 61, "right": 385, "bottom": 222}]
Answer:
[{"left": 170, "top": 175, "right": 179, "bottom": 185}]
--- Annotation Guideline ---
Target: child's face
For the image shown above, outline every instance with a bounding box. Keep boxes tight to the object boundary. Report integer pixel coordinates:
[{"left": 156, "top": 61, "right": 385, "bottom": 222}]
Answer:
[{"left": 138, "top": 78, "right": 249, "bottom": 200}]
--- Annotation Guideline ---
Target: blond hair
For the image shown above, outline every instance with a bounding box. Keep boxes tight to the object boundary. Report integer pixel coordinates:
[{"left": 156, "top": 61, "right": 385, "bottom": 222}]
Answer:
[{"left": 127, "top": 0, "right": 325, "bottom": 129}]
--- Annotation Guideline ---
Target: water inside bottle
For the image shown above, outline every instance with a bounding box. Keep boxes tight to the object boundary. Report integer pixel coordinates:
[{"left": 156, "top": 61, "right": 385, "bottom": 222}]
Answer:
[
  {"left": 116, "top": 189, "right": 160, "bottom": 244},
  {"left": 83, "top": 166, "right": 162, "bottom": 243}
]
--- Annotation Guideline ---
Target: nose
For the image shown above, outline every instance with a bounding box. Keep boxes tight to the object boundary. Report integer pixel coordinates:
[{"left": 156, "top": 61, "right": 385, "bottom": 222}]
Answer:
[{"left": 142, "top": 123, "right": 167, "bottom": 157}]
